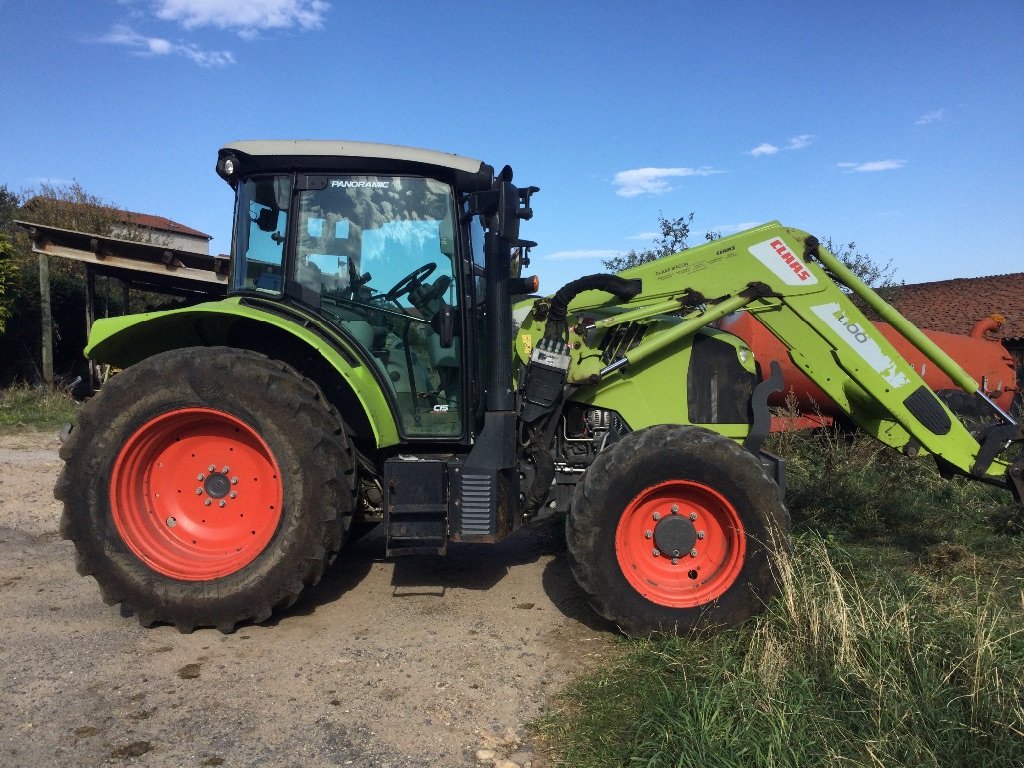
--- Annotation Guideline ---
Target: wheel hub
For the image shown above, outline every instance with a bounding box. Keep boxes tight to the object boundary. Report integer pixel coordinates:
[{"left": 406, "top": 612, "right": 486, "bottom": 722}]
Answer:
[
  {"left": 203, "top": 471, "right": 231, "bottom": 499},
  {"left": 653, "top": 514, "right": 697, "bottom": 558}
]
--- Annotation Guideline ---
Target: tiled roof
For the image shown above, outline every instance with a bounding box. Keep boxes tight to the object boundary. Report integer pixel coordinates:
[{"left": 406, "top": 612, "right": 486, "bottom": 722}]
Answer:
[
  {"left": 20, "top": 197, "right": 210, "bottom": 240},
  {"left": 889, "top": 273, "right": 1024, "bottom": 341},
  {"left": 122, "top": 211, "right": 210, "bottom": 240}
]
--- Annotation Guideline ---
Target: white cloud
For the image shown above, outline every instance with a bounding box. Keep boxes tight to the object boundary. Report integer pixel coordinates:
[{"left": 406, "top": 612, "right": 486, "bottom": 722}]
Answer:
[
  {"left": 543, "top": 249, "right": 621, "bottom": 261},
  {"left": 915, "top": 108, "right": 946, "bottom": 125},
  {"left": 837, "top": 160, "right": 907, "bottom": 173},
  {"left": 786, "top": 134, "right": 814, "bottom": 150},
  {"left": 613, "top": 167, "right": 722, "bottom": 197},
  {"left": 751, "top": 135, "right": 813, "bottom": 157},
  {"left": 153, "top": 0, "right": 330, "bottom": 37},
  {"left": 627, "top": 231, "right": 660, "bottom": 241},
  {"left": 98, "top": 25, "right": 235, "bottom": 66},
  {"left": 750, "top": 143, "right": 779, "bottom": 157}
]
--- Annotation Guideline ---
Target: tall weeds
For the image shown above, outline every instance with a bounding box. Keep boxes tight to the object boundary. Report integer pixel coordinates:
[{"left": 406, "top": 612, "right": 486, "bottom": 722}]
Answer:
[
  {"left": 539, "top": 539, "right": 1023, "bottom": 767},
  {"left": 538, "top": 424, "right": 1024, "bottom": 767}
]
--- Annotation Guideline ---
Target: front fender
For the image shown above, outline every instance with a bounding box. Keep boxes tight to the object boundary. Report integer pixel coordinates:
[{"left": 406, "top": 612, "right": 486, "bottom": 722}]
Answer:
[{"left": 86, "top": 298, "right": 400, "bottom": 447}]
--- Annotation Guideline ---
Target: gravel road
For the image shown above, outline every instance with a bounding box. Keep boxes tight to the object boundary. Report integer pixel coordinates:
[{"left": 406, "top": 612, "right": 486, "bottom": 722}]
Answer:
[{"left": 0, "top": 429, "right": 614, "bottom": 767}]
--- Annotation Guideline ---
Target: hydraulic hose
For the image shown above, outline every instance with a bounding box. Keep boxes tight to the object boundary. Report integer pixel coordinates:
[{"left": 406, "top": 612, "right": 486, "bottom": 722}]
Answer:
[{"left": 546, "top": 274, "right": 643, "bottom": 323}]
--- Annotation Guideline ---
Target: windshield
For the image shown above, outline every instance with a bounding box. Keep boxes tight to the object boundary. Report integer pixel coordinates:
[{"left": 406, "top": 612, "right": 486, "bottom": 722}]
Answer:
[{"left": 294, "top": 176, "right": 456, "bottom": 309}]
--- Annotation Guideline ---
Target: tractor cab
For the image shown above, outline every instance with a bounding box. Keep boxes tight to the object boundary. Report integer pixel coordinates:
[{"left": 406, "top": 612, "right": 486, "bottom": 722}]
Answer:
[
  {"left": 216, "top": 141, "right": 511, "bottom": 442},
  {"left": 213, "top": 141, "right": 538, "bottom": 556}
]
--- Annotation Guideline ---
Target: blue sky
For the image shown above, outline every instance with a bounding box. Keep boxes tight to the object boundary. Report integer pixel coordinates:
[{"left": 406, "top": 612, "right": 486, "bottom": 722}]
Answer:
[{"left": 2, "top": 0, "right": 1021, "bottom": 290}]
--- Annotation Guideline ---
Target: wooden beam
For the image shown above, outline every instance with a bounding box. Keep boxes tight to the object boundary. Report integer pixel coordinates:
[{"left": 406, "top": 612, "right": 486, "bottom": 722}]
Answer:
[
  {"left": 35, "top": 241, "right": 226, "bottom": 285},
  {"left": 38, "top": 251, "right": 53, "bottom": 385}
]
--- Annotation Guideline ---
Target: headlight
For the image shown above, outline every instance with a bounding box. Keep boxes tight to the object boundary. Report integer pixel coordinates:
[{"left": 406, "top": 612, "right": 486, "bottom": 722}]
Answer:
[{"left": 216, "top": 153, "right": 239, "bottom": 183}]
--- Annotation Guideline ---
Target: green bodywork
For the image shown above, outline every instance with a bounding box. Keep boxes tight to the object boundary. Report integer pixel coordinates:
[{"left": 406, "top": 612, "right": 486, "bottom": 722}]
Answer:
[
  {"left": 515, "top": 222, "right": 1012, "bottom": 483},
  {"left": 84, "top": 220, "right": 1013, "bottom": 485},
  {"left": 86, "top": 297, "right": 401, "bottom": 446}
]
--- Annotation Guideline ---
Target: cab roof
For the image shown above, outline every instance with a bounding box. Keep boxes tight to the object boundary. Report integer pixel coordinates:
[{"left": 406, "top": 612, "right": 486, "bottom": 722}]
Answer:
[{"left": 218, "top": 140, "right": 496, "bottom": 191}]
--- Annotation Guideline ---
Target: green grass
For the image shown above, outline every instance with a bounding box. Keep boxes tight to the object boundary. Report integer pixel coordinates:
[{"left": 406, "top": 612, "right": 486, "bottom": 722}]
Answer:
[
  {"left": 0, "top": 382, "right": 78, "bottom": 431},
  {"left": 536, "top": 428, "right": 1024, "bottom": 767}
]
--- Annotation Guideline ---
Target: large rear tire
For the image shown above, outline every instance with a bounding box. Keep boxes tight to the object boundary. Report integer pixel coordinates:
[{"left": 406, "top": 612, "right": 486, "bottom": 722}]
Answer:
[
  {"left": 567, "top": 424, "right": 790, "bottom": 635},
  {"left": 55, "top": 347, "right": 356, "bottom": 633}
]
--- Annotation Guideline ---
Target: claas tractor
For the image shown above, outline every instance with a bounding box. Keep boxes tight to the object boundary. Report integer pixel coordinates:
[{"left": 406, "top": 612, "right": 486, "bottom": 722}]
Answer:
[{"left": 49, "top": 141, "right": 1024, "bottom": 635}]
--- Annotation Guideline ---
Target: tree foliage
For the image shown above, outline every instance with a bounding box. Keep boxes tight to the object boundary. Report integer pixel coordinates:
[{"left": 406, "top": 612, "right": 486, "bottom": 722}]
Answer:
[
  {"left": 602, "top": 213, "right": 900, "bottom": 294},
  {"left": 818, "top": 236, "right": 902, "bottom": 296},
  {"left": 602, "top": 213, "right": 695, "bottom": 272},
  {"left": 0, "top": 232, "right": 16, "bottom": 334}
]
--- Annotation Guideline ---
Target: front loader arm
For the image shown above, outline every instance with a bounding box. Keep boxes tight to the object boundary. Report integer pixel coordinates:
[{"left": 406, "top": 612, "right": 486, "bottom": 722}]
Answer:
[{"left": 543, "top": 222, "right": 1020, "bottom": 492}]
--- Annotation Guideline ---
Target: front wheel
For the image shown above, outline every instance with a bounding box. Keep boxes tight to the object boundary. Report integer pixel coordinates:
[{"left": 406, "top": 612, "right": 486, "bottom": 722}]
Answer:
[
  {"left": 56, "top": 347, "right": 356, "bottom": 632},
  {"left": 567, "top": 425, "right": 790, "bottom": 635}
]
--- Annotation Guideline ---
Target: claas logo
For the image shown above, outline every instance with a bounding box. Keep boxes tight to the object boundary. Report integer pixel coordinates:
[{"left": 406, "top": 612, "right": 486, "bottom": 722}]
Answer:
[{"left": 769, "top": 239, "right": 811, "bottom": 282}]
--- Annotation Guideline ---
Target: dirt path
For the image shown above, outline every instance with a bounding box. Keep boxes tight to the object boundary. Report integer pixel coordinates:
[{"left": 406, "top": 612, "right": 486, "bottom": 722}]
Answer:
[{"left": 0, "top": 429, "right": 614, "bottom": 767}]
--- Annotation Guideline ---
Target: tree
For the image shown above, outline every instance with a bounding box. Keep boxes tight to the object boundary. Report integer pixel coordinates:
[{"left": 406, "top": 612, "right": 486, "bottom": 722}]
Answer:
[
  {"left": 0, "top": 184, "right": 20, "bottom": 236},
  {"left": 603, "top": 213, "right": 900, "bottom": 295},
  {"left": 0, "top": 233, "right": 15, "bottom": 334},
  {"left": 0, "top": 186, "right": 22, "bottom": 336},
  {"left": 602, "top": 213, "right": 695, "bottom": 272},
  {"left": 818, "top": 236, "right": 901, "bottom": 296}
]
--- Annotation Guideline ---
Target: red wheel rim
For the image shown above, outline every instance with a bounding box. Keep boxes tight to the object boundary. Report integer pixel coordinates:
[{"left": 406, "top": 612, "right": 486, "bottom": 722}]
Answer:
[
  {"left": 615, "top": 479, "right": 746, "bottom": 608},
  {"left": 110, "top": 408, "right": 283, "bottom": 581}
]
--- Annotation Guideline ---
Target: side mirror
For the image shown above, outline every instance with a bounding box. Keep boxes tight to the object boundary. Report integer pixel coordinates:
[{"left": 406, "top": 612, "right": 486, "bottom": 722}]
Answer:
[
  {"left": 466, "top": 169, "right": 538, "bottom": 244},
  {"left": 255, "top": 207, "right": 279, "bottom": 233}
]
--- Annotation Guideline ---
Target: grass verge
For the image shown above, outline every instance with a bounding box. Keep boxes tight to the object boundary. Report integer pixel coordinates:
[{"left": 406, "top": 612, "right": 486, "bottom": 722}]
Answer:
[
  {"left": 536, "top": 428, "right": 1024, "bottom": 767},
  {"left": 0, "top": 382, "right": 77, "bottom": 431},
  {"left": 537, "top": 536, "right": 1022, "bottom": 767}
]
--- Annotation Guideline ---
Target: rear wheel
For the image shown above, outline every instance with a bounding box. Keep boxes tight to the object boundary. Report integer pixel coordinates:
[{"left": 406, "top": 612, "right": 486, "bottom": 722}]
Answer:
[
  {"left": 567, "top": 424, "right": 790, "bottom": 635},
  {"left": 56, "top": 347, "right": 356, "bottom": 632}
]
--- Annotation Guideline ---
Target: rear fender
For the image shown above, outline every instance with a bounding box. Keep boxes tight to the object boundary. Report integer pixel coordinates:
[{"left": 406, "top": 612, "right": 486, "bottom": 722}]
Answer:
[{"left": 85, "top": 299, "right": 400, "bottom": 447}]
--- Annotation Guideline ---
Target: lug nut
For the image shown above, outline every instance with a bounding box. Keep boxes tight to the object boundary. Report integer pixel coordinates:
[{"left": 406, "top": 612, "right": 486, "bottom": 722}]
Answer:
[
  {"left": 697, "top": 531, "right": 705, "bottom": 540},
  {"left": 652, "top": 548, "right": 661, "bottom": 557},
  {"left": 219, "top": 500, "right": 226, "bottom": 508},
  {"left": 671, "top": 505, "right": 678, "bottom": 514},
  {"left": 204, "top": 498, "right": 212, "bottom": 507},
  {"left": 197, "top": 473, "right": 205, "bottom": 481},
  {"left": 166, "top": 517, "right": 176, "bottom": 527},
  {"left": 231, "top": 477, "right": 239, "bottom": 485},
  {"left": 230, "top": 491, "right": 237, "bottom": 499},
  {"left": 652, "top": 512, "right": 661, "bottom": 521},
  {"left": 671, "top": 557, "right": 679, "bottom": 565},
  {"left": 208, "top": 465, "right": 216, "bottom": 472},
  {"left": 644, "top": 530, "right": 653, "bottom": 539},
  {"left": 690, "top": 548, "right": 698, "bottom": 558},
  {"left": 689, "top": 512, "right": 697, "bottom": 521},
  {"left": 221, "top": 466, "right": 230, "bottom": 474},
  {"left": 196, "top": 488, "right": 203, "bottom": 495}
]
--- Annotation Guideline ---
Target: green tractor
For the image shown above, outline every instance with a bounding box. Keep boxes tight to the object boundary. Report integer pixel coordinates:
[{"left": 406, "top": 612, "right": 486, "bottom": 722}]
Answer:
[{"left": 50, "top": 141, "right": 1023, "bottom": 634}]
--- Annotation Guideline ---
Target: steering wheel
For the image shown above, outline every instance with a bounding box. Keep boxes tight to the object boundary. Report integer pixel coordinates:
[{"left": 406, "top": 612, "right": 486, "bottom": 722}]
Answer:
[{"left": 384, "top": 262, "right": 436, "bottom": 302}]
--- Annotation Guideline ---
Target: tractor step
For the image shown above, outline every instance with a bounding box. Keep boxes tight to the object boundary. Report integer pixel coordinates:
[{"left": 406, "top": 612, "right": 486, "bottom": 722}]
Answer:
[{"left": 383, "top": 457, "right": 448, "bottom": 556}]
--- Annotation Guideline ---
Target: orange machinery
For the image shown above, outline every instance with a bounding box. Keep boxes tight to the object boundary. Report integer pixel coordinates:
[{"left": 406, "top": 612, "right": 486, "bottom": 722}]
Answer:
[{"left": 718, "top": 312, "right": 1017, "bottom": 427}]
